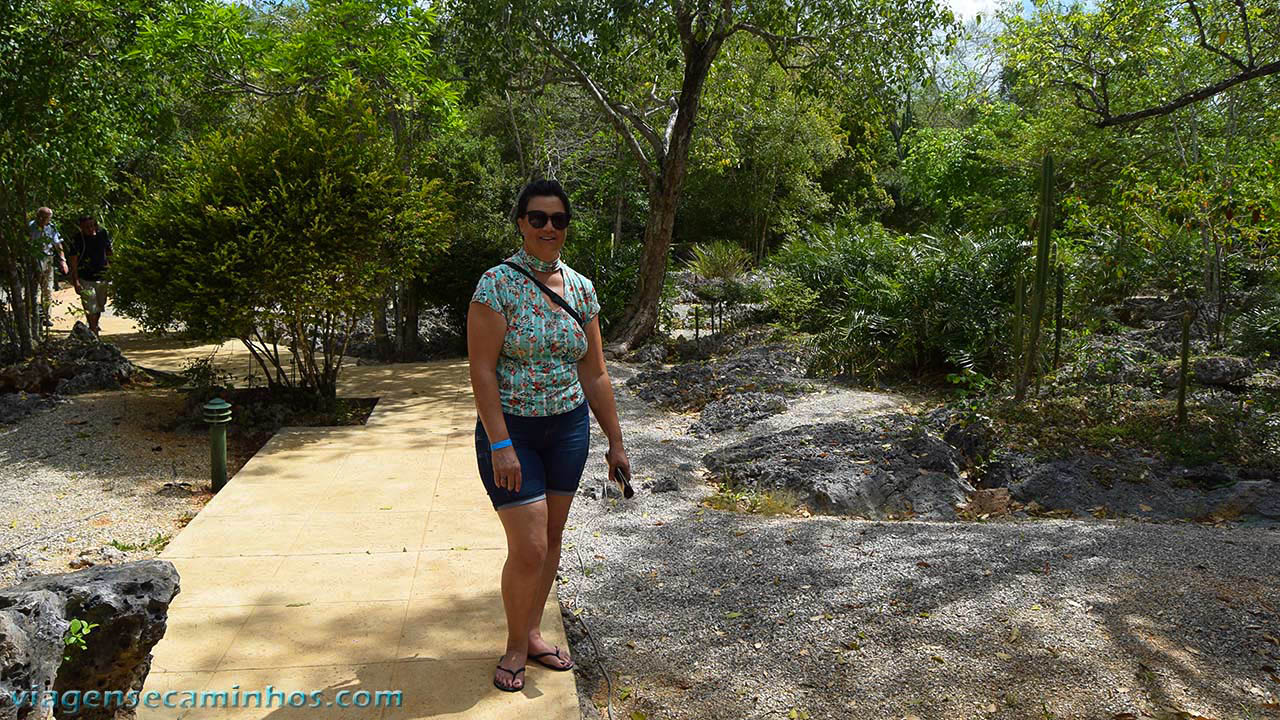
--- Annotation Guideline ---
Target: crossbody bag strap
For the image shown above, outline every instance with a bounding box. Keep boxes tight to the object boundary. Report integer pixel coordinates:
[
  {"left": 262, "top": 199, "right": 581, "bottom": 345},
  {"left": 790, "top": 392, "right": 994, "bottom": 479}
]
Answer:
[{"left": 502, "top": 261, "right": 585, "bottom": 327}]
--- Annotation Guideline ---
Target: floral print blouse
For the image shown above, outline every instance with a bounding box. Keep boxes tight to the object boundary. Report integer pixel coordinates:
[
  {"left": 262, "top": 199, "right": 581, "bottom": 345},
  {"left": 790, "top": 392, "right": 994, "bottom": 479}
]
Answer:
[{"left": 471, "top": 253, "right": 601, "bottom": 417}]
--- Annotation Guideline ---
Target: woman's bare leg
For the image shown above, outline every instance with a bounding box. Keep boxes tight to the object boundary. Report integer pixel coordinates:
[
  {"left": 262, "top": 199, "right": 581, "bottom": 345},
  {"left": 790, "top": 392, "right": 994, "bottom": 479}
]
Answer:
[
  {"left": 495, "top": 500, "right": 549, "bottom": 690},
  {"left": 526, "top": 493, "right": 573, "bottom": 668}
]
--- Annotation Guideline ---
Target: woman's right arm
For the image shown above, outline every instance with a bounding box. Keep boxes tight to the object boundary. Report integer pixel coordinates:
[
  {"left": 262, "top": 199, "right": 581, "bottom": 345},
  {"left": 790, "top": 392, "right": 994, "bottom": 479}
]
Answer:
[{"left": 467, "top": 301, "right": 523, "bottom": 492}]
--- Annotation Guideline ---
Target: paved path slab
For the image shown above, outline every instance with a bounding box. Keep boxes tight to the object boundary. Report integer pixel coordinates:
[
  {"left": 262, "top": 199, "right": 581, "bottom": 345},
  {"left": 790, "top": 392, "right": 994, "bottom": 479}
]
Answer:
[{"left": 49, "top": 307, "right": 579, "bottom": 719}]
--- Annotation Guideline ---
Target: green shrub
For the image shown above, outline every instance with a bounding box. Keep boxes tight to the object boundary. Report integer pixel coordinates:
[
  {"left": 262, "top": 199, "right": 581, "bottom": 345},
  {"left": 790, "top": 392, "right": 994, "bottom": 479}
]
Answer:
[
  {"left": 1231, "top": 265, "right": 1280, "bottom": 356},
  {"left": 770, "top": 219, "right": 1021, "bottom": 379},
  {"left": 1236, "top": 304, "right": 1280, "bottom": 356},
  {"left": 116, "top": 88, "right": 450, "bottom": 398},
  {"left": 686, "top": 240, "right": 752, "bottom": 280}
]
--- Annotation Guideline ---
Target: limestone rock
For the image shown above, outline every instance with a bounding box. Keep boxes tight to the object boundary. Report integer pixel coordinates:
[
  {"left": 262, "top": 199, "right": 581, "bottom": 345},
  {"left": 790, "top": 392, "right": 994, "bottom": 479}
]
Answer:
[
  {"left": 0, "top": 591, "right": 65, "bottom": 720},
  {"left": 0, "top": 330, "right": 133, "bottom": 400},
  {"left": 69, "top": 322, "right": 98, "bottom": 345},
  {"left": 703, "top": 416, "right": 970, "bottom": 520},
  {"left": 1206, "top": 480, "right": 1280, "bottom": 520},
  {"left": 629, "top": 343, "right": 668, "bottom": 367},
  {"left": 0, "top": 393, "right": 66, "bottom": 425},
  {"left": 0, "top": 560, "right": 180, "bottom": 720},
  {"left": 691, "top": 392, "right": 787, "bottom": 435},
  {"left": 940, "top": 413, "right": 997, "bottom": 468},
  {"left": 1191, "top": 356, "right": 1254, "bottom": 387}
]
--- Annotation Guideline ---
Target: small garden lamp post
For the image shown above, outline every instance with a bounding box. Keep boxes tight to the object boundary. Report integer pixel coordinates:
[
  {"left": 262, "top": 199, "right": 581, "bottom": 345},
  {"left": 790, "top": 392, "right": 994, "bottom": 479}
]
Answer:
[{"left": 203, "top": 398, "right": 232, "bottom": 492}]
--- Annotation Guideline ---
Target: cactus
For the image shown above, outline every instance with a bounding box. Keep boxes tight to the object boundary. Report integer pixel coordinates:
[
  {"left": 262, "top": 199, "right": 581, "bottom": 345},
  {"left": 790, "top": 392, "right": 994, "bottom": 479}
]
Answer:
[{"left": 1016, "top": 154, "right": 1055, "bottom": 401}]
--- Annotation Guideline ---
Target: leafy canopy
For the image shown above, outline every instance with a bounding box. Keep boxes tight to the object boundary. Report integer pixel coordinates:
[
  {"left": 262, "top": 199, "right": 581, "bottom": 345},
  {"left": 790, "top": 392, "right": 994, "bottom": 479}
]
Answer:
[{"left": 115, "top": 88, "right": 452, "bottom": 395}]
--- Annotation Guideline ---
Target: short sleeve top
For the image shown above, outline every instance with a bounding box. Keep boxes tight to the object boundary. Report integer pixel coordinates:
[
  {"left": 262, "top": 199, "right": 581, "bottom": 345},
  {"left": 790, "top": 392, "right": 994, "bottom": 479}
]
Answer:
[
  {"left": 471, "top": 253, "right": 601, "bottom": 417},
  {"left": 28, "top": 220, "right": 61, "bottom": 258},
  {"left": 68, "top": 229, "right": 112, "bottom": 281}
]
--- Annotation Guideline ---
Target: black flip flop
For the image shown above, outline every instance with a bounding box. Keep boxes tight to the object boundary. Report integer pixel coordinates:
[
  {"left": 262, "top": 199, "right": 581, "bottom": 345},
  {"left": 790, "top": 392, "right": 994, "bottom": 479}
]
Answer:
[
  {"left": 529, "top": 646, "right": 575, "bottom": 672},
  {"left": 494, "top": 663, "right": 525, "bottom": 692}
]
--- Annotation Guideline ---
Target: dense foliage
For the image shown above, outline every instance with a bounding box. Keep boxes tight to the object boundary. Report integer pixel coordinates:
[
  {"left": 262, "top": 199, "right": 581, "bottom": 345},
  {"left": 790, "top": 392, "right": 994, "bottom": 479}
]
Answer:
[
  {"left": 2, "top": 0, "right": 1276, "bottom": 403},
  {"left": 769, "top": 221, "right": 1023, "bottom": 379},
  {"left": 115, "top": 91, "right": 451, "bottom": 397}
]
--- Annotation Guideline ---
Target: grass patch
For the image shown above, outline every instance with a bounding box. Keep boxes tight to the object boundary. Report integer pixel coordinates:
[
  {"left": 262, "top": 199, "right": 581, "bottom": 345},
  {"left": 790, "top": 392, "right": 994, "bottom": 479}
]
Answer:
[
  {"left": 108, "top": 532, "right": 171, "bottom": 553},
  {"left": 704, "top": 476, "right": 807, "bottom": 516},
  {"left": 987, "top": 390, "right": 1279, "bottom": 471}
]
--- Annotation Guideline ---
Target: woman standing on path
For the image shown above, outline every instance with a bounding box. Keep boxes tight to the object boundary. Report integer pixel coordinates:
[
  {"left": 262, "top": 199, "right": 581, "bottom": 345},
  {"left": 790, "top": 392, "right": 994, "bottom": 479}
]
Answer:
[{"left": 468, "top": 179, "right": 631, "bottom": 693}]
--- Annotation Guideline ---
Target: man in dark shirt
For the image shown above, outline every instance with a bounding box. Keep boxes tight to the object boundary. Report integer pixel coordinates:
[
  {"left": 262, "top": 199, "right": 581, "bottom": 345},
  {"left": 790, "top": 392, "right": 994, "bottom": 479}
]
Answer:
[{"left": 67, "top": 215, "right": 113, "bottom": 336}]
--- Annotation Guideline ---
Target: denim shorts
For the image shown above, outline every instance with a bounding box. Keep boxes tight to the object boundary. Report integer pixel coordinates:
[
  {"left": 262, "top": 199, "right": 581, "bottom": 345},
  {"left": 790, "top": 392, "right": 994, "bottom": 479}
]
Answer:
[{"left": 475, "top": 402, "right": 590, "bottom": 511}]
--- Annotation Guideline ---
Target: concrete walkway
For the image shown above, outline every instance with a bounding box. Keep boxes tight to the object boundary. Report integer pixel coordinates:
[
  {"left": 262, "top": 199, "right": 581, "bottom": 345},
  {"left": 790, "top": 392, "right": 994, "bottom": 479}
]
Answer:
[{"left": 48, "top": 295, "right": 579, "bottom": 719}]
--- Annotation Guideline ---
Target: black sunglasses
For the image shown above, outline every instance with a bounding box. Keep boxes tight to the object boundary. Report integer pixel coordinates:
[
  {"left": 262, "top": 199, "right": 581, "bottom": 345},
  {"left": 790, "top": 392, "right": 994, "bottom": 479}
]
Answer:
[{"left": 525, "top": 210, "right": 571, "bottom": 230}]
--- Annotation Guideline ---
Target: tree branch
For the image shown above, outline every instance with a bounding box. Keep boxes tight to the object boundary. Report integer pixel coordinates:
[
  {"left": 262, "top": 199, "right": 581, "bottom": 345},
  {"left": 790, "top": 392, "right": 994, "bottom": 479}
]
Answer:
[
  {"left": 531, "top": 24, "right": 658, "bottom": 184},
  {"left": 1231, "top": 0, "right": 1255, "bottom": 64},
  {"left": 728, "top": 23, "right": 823, "bottom": 69},
  {"left": 1097, "top": 58, "right": 1280, "bottom": 126},
  {"left": 1186, "top": 0, "right": 1248, "bottom": 71},
  {"left": 609, "top": 100, "right": 667, "bottom": 155}
]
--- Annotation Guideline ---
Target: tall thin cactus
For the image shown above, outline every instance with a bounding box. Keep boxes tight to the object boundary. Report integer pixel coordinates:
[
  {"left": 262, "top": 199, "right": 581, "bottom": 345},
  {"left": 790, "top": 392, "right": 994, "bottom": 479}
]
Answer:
[{"left": 1016, "top": 154, "right": 1055, "bottom": 402}]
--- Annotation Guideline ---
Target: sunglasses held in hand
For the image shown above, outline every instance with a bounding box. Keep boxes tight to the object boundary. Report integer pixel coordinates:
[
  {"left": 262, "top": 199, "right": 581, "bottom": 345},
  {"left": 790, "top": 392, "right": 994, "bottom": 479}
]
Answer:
[
  {"left": 614, "top": 466, "right": 635, "bottom": 499},
  {"left": 525, "top": 210, "right": 571, "bottom": 230}
]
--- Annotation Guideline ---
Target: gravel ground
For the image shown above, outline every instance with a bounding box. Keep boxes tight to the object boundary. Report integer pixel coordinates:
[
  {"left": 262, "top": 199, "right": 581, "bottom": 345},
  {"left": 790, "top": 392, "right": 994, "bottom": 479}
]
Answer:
[
  {"left": 0, "top": 389, "right": 215, "bottom": 586},
  {"left": 560, "top": 362, "right": 1280, "bottom": 720}
]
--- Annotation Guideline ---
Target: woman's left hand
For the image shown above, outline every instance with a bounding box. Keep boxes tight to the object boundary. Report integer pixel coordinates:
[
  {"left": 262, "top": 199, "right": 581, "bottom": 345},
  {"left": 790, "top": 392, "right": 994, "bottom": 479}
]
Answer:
[{"left": 606, "top": 442, "right": 631, "bottom": 486}]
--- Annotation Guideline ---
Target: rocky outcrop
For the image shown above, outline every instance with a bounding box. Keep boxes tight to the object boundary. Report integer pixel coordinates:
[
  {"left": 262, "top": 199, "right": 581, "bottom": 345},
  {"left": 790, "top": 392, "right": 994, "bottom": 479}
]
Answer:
[
  {"left": 704, "top": 415, "right": 972, "bottom": 520},
  {"left": 628, "top": 343, "right": 811, "bottom": 411},
  {"left": 0, "top": 325, "right": 133, "bottom": 397},
  {"left": 0, "top": 560, "right": 180, "bottom": 720},
  {"left": 1157, "top": 355, "right": 1256, "bottom": 389},
  {"left": 691, "top": 392, "right": 787, "bottom": 435},
  {"left": 0, "top": 591, "right": 65, "bottom": 720},
  {"left": 0, "top": 393, "right": 67, "bottom": 425},
  {"left": 628, "top": 343, "right": 668, "bottom": 367}
]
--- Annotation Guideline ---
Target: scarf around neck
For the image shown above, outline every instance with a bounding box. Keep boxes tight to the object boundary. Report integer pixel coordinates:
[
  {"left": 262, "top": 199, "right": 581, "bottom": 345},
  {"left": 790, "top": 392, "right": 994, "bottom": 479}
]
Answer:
[{"left": 515, "top": 246, "right": 561, "bottom": 273}]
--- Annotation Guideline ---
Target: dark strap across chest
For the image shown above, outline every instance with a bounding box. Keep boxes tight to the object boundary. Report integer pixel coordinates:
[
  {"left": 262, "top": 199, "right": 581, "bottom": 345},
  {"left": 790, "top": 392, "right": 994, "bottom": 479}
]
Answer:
[{"left": 501, "top": 261, "right": 584, "bottom": 327}]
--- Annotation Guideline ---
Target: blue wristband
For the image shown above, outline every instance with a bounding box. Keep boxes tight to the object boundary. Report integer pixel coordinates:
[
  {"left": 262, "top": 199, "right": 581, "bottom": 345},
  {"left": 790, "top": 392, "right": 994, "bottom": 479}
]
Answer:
[{"left": 490, "top": 439, "right": 513, "bottom": 451}]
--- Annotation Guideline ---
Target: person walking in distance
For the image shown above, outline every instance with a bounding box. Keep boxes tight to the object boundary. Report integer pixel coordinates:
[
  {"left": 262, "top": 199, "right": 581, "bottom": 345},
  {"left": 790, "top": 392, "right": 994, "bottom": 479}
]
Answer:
[
  {"left": 28, "top": 206, "right": 67, "bottom": 332},
  {"left": 67, "top": 215, "right": 112, "bottom": 337}
]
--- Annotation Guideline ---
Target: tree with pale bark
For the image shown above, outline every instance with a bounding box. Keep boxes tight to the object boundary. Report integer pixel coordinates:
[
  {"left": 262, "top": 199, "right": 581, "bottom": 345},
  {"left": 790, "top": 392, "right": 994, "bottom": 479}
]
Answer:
[{"left": 449, "top": 0, "right": 953, "bottom": 350}]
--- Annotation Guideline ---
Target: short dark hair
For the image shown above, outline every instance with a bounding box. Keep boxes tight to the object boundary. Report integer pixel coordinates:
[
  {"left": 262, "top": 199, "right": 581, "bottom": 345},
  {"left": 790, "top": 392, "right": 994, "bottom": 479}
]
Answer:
[
  {"left": 77, "top": 215, "right": 94, "bottom": 224},
  {"left": 512, "top": 179, "right": 571, "bottom": 229}
]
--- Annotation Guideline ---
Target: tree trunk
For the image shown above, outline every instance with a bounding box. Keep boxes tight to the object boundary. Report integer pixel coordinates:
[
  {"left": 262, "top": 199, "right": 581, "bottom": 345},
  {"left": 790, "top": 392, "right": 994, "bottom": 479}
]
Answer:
[
  {"left": 1053, "top": 262, "right": 1064, "bottom": 370},
  {"left": 612, "top": 186, "right": 624, "bottom": 263},
  {"left": 610, "top": 183, "right": 680, "bottom": 351},
  {"left": 5, "top": 263, "right": 32, "bottom": 356},
  {"left": 607, "top": 37, "right": 720, "bottom": 352},
  {"left": 1017, "top": 155, "right": 1054, "bottom": 402},
  {"left": 397, "top": 279, "right": 421, "bottom": 361},
  {"left": 373, "top": 295, "right": 393, "bottom": 361},
  {"left": 612, "top": 143, "right": 625, "bottom": 263},
  {"left": 1176, "top": 307, "right": 1193, "bottom": 426},
  {"left": 22, "top": 260, "right": 39, "bottom": 344},
  {"left": 1201, "top": 225, "right": 1220, "bottom": 346},
  {"left": 1012, "top": 272, "right": 1024, "bottom": 374}
]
